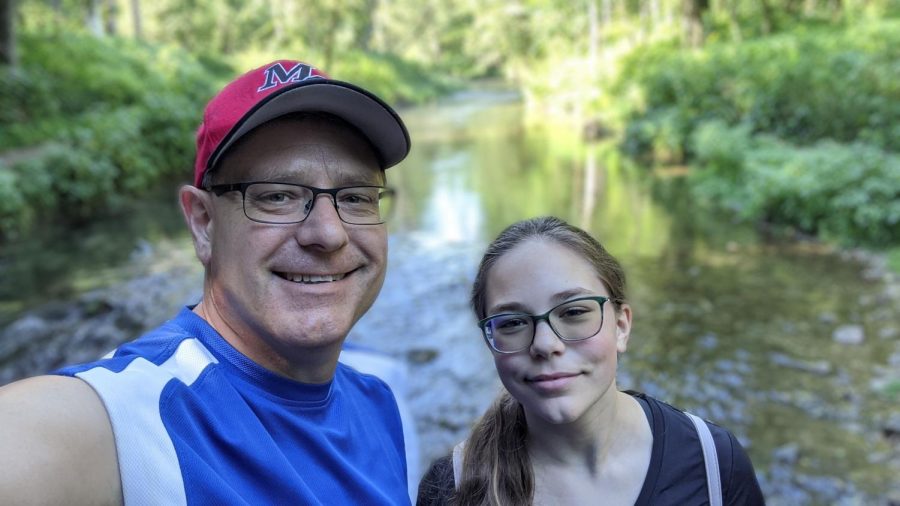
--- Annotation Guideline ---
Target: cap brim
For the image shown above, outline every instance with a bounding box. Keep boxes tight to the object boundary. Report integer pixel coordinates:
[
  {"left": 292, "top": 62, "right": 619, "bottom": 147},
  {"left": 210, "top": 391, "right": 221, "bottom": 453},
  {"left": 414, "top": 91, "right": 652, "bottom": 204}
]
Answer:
[{"left": 207, "top": 79, "right": 410, "bottom": 175}]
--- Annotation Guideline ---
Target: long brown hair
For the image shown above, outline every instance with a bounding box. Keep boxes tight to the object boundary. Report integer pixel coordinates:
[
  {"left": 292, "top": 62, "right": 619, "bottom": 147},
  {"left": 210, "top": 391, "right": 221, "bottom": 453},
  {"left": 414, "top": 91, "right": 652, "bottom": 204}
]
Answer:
[{"left": 454, "top": 216, "right": 628, "bottom": 506}]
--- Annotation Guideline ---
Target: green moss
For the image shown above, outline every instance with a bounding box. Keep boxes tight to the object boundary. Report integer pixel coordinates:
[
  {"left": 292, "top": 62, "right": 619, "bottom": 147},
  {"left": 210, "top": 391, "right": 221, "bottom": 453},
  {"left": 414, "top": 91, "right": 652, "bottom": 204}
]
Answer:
[{"left": 887, "top": 248, "right": 900, "bottom": 274}]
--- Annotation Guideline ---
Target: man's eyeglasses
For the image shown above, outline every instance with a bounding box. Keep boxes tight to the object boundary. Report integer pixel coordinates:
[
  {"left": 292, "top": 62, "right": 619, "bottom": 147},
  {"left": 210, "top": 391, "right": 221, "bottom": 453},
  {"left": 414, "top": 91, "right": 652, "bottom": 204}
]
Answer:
[
  {"left": 478, "top": 296, "right": 610, "bottom": 353},
  {"left": 208, "top": 182, "right": 395, "bottom": 225}
]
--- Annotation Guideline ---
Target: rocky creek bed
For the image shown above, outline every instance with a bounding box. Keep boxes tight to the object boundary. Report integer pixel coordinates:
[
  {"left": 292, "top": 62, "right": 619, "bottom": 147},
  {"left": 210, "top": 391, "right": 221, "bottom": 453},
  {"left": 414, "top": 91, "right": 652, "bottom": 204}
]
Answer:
[{"left": 1, "top": 234, "right": 898, "bottom": 505}]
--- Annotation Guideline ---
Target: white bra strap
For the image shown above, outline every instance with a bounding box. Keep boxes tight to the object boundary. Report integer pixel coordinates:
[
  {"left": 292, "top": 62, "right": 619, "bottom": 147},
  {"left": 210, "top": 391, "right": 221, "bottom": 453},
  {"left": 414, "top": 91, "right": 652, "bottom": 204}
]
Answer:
[
  {"left": 686, "top": 412, "right": 723, "bottom": 506},
  {"left": 452, "top": 441, "right": 465, "bottom": 489}
]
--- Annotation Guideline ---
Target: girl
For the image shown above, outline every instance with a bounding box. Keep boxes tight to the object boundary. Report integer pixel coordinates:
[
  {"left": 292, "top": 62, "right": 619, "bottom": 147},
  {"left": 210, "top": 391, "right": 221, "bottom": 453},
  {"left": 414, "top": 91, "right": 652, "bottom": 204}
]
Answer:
[{"left": 417, "top": 216, "right": 764, "bottom": 505}]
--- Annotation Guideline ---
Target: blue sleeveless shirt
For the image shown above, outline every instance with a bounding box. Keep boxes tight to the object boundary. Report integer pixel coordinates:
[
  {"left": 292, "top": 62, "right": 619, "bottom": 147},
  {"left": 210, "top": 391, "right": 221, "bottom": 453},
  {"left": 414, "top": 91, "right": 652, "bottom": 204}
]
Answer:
[{"left": 55, "top": 307, "right": 410, "bottom": 505}]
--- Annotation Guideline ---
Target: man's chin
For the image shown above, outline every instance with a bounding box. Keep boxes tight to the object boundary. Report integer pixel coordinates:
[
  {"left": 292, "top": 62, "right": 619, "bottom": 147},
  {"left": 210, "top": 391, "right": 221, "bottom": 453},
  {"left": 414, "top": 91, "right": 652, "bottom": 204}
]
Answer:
[{"left": 279, "top": 313, "right": 354, "bottom": 346}]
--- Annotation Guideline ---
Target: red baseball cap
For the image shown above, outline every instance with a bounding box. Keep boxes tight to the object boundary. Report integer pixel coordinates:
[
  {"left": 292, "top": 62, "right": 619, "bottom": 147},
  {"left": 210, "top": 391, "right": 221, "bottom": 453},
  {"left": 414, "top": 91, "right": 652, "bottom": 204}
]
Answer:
[{"left": 193, "top": 60, "right": 411, "bottom": 187}]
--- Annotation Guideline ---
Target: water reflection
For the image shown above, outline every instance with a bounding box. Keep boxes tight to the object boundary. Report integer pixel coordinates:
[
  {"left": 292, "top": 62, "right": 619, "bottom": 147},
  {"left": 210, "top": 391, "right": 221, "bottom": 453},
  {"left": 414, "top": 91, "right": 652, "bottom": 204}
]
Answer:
[
  {"left": 1, "top": 91, "right": 897, "bottom": 504},
  {"left": 387, "top": 92, "right": 899, "bottom": 503}
]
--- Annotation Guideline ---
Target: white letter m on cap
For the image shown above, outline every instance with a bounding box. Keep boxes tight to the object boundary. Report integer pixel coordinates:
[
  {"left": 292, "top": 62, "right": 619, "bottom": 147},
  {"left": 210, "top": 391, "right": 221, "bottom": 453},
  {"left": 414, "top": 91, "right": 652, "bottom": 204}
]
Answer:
[{"left": 258, "top": 63, "right": 317, "bottom": 92}]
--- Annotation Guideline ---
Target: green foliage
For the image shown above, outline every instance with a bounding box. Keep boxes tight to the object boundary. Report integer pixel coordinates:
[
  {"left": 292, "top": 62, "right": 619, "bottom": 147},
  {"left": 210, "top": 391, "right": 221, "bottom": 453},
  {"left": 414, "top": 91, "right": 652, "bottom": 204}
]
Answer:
[
  {"left": 332, "top": 51, "right": 458, "bottom": 106},
  {"left": 2, "top": 32, "right": 164, "bottom": 121},
  {"left": 618, "top": 21, "right": 900, "bottom": 159},
  {"left": 880, "top": 379, "right": 900, "bottom": 401},
  {"left": 691, "top": 122, "right": 900, "bottom": 246},
  {"left": 887, "top": 248, "right": 900, "bottom": 274},
  {"left": 614, "top": 20, "right": 900, "bottom": 246},
  {"left": 0, "top": 31, "right": 232, "bottom": 237},
  {"left": 622, "top": 109, "right": 692, "bottom": 164},
  {"left": 0, "top": 169, "right": 29, "bottom": 232},
  {"left": 1, "top": 32, "right": 229, "bottom": 145}
]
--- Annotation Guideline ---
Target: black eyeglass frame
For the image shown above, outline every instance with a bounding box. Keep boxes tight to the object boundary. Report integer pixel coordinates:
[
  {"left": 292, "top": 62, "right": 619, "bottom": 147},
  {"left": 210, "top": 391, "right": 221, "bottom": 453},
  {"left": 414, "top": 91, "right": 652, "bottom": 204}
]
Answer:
[
  {"left": 478, "top": 295, "right": 611, "bottom": 354},
  {"left": 207, "top": 181, "right": 395, "bottom": 225}
]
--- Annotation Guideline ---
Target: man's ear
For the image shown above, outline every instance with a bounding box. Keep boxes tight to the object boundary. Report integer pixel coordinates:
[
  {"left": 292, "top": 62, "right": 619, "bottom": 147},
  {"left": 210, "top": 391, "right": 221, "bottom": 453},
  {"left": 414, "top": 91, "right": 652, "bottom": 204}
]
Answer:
[
  {"left": 179, "top": 185, "right": 214, "bottom": 266},
  {"left": 614, "top": 303, "right": 633, "bottom": 353}
]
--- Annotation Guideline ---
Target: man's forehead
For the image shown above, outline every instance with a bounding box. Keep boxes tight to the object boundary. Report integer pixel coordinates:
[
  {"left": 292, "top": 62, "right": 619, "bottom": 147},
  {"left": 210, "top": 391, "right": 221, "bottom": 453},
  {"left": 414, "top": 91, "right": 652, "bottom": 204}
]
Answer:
[
  {"left": 218, "top": 118, "right": 385, "bottom": 183},
  {"left": 245, "top": 143, "right": 382, "bottom": 182}
]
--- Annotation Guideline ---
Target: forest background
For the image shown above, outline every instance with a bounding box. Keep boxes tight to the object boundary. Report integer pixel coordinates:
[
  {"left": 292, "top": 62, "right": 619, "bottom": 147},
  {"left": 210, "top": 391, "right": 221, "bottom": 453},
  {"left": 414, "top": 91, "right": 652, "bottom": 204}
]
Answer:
[
  {"left": 0, "top": 0, "right": 898, "bottom": 256},
  {"left": 2, "top": 1, "right": 900, "bottom": 503}
]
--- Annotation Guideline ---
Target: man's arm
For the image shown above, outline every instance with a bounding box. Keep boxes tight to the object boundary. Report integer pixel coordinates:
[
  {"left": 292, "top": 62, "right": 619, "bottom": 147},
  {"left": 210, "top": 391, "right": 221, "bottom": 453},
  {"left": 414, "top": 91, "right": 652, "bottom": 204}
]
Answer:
[{"left": 0, "top": 375, "right": 122, "bottom": 505}]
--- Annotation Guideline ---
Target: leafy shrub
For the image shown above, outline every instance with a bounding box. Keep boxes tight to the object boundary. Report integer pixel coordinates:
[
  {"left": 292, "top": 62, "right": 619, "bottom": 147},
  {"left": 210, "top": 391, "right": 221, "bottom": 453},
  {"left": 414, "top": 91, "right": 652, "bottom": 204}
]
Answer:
[
  {"left": 332, "top": 51, "right": 458, "bottom": 106},
  {"left": 0, "top": 32, "right": 232, "bottom": 237},
  {"left": 691, "top": 122, "right": 900, "bottom": 246},
  {"left": 0, "top": 169, "right": 28, "bottom": 233},
  {"left": 618, "top": 21, "right": 900, "bottom": 158},
  {"left": 17, "top": 32, "right": 164, "bottom": 115}
]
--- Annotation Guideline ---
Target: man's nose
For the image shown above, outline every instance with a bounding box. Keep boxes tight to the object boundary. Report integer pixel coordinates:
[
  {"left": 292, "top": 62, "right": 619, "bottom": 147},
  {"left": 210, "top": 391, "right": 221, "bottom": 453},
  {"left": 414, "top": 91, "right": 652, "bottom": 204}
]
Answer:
[{"left": 295, "top": 194, "right": 349, "bottom": 251}]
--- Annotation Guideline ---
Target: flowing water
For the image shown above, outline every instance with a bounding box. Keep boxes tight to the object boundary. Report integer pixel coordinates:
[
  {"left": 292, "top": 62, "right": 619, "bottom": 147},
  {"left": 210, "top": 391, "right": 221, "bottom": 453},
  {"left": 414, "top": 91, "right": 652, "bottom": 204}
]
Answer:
[{"left": 1, "top": 91, "right": 898, "bottom": 505}]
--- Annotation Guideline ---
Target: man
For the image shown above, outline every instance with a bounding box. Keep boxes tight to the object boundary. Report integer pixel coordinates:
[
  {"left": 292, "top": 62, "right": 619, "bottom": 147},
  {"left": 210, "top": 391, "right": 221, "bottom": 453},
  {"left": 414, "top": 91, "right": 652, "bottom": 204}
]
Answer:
[{"left": 0, "top": 60, "right": 412, "bottom": 505}]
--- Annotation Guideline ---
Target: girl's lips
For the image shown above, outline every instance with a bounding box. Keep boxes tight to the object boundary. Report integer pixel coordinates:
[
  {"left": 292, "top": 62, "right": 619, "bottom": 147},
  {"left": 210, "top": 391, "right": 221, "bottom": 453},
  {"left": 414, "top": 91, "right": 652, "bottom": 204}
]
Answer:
[
  {"left": 526, "top": 372, "right": 582, "bottom": 392},
  {"left": 527, "top": 372, "right": 580, "bottom": 382}
]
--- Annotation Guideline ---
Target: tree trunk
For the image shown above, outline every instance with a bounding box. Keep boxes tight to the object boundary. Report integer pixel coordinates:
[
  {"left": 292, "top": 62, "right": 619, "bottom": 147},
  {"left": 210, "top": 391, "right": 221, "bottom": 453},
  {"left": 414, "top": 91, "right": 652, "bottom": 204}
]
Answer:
[
  {"left": 86, "top": 0, "right": 104, "bottom": 36},
  {"left": 0, "top": 0, "right": 15, "bottom": 67},
  {"left": 831, "top": 0, "right": 844, "bottom": 19},
  {"left": 45, "top": 0, "right": 61, "bottom": 28},
  {"left": 104, "top": 0, "right": 118, "bottom": 36},
  {"left": 268, "top": 0, "right": 283, "bottom": 45},
  {"left": 724, "top": 0, "right": 743, "bottom": 42},
  {"left": 648, "top": 0, "right": 661, "bottom": 27},
  {"left": 683, "top": 0, "right": 709, "bottom": 47},
  {"left": 357, "top": 0, "right": 377, "bottom": 52},
  {"left": 322, "top": 9, "right": 339, "bottom": 71},
  {"left": 588, "top": 0, "right": 598, "bottom": 80},
  {"left": 759, "top": 0, "right": 776, "bottom": 34},
  {"left": 130, "top": 0, "right": 142, "bottom": 39}
]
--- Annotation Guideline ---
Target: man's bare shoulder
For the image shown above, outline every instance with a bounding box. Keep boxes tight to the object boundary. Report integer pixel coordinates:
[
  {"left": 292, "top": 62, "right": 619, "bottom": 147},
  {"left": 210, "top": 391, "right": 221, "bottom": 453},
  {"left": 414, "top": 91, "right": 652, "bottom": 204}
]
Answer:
[{"left": 0, "top": 375, "right": 122, "bottom": 505}]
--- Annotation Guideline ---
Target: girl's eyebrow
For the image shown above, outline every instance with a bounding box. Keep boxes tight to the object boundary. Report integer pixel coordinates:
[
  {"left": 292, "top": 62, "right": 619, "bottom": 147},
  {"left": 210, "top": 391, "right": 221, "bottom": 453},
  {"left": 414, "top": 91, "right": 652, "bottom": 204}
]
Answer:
[
  {"left": 549, "top": 288, "right": 594, "bottom": 305},
  {"left": 487, "top": 302, "right": 530, "bottom": 315},
  {"left": 487, "top": 288, "right": 597, "bottom": 316}
]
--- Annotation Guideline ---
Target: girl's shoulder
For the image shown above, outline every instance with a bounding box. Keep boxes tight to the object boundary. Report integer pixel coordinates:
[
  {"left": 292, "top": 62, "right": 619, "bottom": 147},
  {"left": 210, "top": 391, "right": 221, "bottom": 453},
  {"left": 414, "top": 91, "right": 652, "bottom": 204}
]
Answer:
[{"left": 627, "top": 391, "right": 766, "bottom": 505}]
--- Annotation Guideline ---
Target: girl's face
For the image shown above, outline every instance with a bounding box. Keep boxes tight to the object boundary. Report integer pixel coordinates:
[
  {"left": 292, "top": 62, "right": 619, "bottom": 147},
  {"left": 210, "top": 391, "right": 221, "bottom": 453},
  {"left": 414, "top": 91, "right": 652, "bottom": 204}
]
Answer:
[{"left": 483, "top": 238, "right": 632, "bottom": 427}]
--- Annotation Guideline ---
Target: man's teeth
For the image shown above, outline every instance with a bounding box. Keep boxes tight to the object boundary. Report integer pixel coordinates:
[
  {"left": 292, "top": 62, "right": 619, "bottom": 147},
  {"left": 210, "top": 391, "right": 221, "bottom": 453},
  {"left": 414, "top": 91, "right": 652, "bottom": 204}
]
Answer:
[{"left": 284, "top": 273, "right": 347, "bottom": 283}]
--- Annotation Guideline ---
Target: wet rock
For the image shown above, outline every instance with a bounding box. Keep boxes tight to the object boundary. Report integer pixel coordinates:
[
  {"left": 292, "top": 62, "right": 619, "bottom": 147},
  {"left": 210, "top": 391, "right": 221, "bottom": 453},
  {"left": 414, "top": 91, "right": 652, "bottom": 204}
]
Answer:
[
  {"left": 832, "top": 325, "right": 865, "bottom": 345},
  {"left": 0, "top": 315, "right": 48, "bottom": 358},
  {"left": 885, "top": 283, "right": 900, "bottom": 301},
  {"left": 858, "top": 294, "right": 876, "bottom": 306},
  {"left": 818, "top": 312, "right": 837, "bottom": 325},
  {"left": 33, "top": 301, "right": 76, "bottom": 322},
  {"left": 769, "top": 352, "right": 832, "bottom": 375},
  {"left": 698, "top": 333, "right": 718, "bottom": 349},
  {"left": 773, "top": 443, "right": 800, "bottom": 464},
  {"left": 889, "top": 350, "right": 900, "bottom": 368},
  {"left": 406, "top": 348, "right": 439, "bottom": 364},
  {"left": 79, "top": 297, "right": 115, "bottom": 318},
  {"left": 0, "top": 246, "right": 203, "bottom": 384},
  {"left": 880, "top": 326, "right": 899, "bottom": 340}
]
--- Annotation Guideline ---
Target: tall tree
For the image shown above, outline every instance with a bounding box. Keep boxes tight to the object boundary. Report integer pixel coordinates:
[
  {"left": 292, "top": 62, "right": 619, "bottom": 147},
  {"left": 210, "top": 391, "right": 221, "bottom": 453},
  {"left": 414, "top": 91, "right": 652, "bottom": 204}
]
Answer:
[
  {"left": 86, "top": 0, "right": 104, "bottom": 36},
  {"left": 759, "top": 0, "right": 776, "bottom": 34},
  {"left": 683, "top": 0, "right": 709, "bottom": 47},
  {"left": 719, "top": 0, "right": 742, "bottom": 41},
  {"left": 0, "top": 0, "right": 15, "bottom": 66},
  {"left": 104, "top": 0, "right": 118, "bottom": 35},
  {"left": 130, "top": 0, "right": 142, "bottom": 39}
]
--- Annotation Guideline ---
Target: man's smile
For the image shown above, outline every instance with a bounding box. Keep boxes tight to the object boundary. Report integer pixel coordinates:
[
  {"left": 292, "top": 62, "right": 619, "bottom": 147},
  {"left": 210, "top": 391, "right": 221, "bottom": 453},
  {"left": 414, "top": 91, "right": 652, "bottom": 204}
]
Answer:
[{"left": 274, "top": 271, "right": 351, "bottom": 284}]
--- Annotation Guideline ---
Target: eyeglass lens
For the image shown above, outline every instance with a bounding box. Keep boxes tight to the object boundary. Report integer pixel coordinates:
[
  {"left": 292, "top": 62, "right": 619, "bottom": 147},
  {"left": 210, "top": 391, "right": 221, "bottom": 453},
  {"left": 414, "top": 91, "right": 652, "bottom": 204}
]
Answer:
[
  {"left": 242, "top": 183, "right": 391, "bottom": 225},
  {"left": 482, "top": 297, "right": 606, "bottom": 353}
]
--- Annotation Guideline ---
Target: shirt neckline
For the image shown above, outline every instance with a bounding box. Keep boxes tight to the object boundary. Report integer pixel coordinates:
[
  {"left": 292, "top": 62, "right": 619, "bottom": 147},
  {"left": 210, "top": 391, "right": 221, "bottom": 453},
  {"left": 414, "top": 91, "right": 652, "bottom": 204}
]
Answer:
[{"left": 175, "top": 306, "right": 336, "bottom": 405}]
